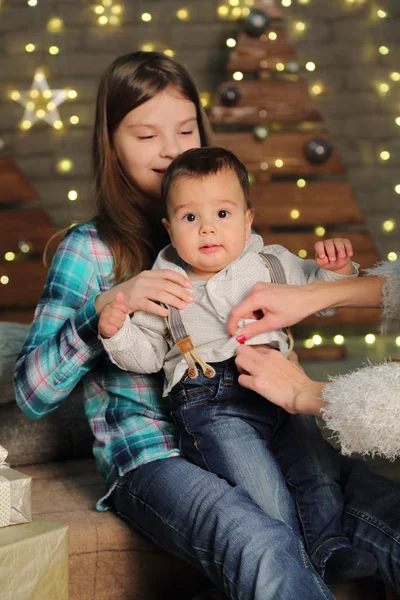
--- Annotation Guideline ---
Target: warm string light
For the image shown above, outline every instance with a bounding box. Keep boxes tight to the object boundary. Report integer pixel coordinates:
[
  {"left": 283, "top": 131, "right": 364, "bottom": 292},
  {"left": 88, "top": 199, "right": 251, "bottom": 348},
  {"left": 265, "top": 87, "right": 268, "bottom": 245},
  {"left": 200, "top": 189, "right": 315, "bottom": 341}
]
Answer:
[
  {"left": 217, "top": 1, "right": 252, "bottom": 20},
  {"left": 94, "top": 1, "right": 122, "bottom": 26}
]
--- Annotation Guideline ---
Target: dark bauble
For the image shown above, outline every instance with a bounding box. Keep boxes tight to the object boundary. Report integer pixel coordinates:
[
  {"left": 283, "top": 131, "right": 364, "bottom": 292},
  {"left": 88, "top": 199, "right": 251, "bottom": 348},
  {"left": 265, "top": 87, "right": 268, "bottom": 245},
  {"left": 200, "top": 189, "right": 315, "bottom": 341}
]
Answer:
[
  {"left": 243, "top": 9, "right": 270, "bottom": 37},
  {"left": 304, "top": 138, "right": 333, "bottom": 164},
  {"left": 220, "top": 85, "right": 241, "bottom": 107}
]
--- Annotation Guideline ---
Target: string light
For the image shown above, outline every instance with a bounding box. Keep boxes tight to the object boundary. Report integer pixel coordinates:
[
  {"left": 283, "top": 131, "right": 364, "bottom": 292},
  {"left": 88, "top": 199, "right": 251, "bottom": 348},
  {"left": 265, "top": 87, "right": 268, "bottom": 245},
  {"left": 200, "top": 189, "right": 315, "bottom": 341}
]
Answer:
[
  {"left": 276, "top": 62, "right": 285, "bottom": 72},
  {"left": 380, "top": 150, "right": 390, "bottom": 161},
  {"left": 69, "top": 115, "right": 79, "bottom": 125},
  {"left": 141, "top": 12, "right": 152, "bottom": 21},
  {"left": 57, "top": 159, "right": 73, "bottom": 173},
  {"left": 396, "top": 117, "right": 400, "bottom": 126},
  {"left": 27, "top": 0, "right": 37, "bottom": 5},
  {"left": 379, "top": 45, "right": 389, "bottom": 55},
  {"left": 396, "top": 337, "right": 400, "bottom": 347},
  {"left": 268, "top": 32, "right": 278, "bottom": 41},
  {"left": 260, "top": 162, "right": 269, "bottom": 170},
  {"left": 305, "top": 62, "right": 316, "bottom": 72},
  {"left": 275, "top": 159, "right": 284, "bottom": 168},
  {"left": 365, "top": 334, "right": 376, "bottom": 345},
  {"left": 315, "top": 226, "right": 325, "bottom": 237},
  {"left": 233, "top": 71, "right": 243, "bottom": 81},
  {"left": 281, "top": 0, "right": 292, "bottom": 6},
  {"left": 390, "top": 72, "right": 400, "bottom": 82},
  {"left": 311, "top": 84, "right": 323, "bottom": 95},
  {"left": 394, "top": 185, "right": 400, "bottom": 194},
  {"left": 47, "top": 17, "right": 63, "bottom": 32},
  {"left": 226, "top": 38, "right": 236, "bottom": 48},
  {"left": 68, "top": 190, "right": 78, "bottom": 201},
  {"left": 0, "top": 276, "right": 9, "bottom": 285},
  {"left": 334, "top": 335, "right": 345, "bottom": 345},
  {"left": 377, "top": 9, "right": 387, "bottom": 18},
  {"left": 176, "top": 8, "right": 189, "bottom": 20},
  {"left": 4, "top": 252, "right": 16, "bottom": 262},
  {"left": 297, "top": 178, "right": 306, "bottom": 188},
  {"left": 25, "top": 44, "right": 35, "bottom": 53},
  {"left": 388, "top": 252, "right": 398, "bottom": 262},
  {"left": 49, "top": 46, "right": 59, "bottom": 55},
  {"left": 304, "top": 338, "right": 314, "bottom": 349},
  {"left": 217, "top": 5, "right": 229, "bottom": 17},
  {"left": 298, "top": 249, "right": 307, "bottom": 258},
  {"left": 290, "top": 209, "right": 300, "bottom": 219},
  {"left": 312, "top": 335, "right": 322, "bottom": 345},
  {"left": 379, "top": 83, "right": 390, "bottom": 93},
  {"left": 295, "top": 22, "right": 306, "bottom": 32},
  {"left": 382, "top": 219, "right": 396, "bottom": 232},
  {"left": 164, "top": 49, "right": 174, "bottom": 57}
]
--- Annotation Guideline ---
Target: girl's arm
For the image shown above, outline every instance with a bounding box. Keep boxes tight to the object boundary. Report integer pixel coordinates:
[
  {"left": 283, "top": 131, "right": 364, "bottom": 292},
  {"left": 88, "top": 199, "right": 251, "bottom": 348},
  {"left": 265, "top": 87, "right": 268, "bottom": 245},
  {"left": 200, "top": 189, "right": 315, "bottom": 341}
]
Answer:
[{"left": 14, "top": 227, "right": 105, "bottom": 420}]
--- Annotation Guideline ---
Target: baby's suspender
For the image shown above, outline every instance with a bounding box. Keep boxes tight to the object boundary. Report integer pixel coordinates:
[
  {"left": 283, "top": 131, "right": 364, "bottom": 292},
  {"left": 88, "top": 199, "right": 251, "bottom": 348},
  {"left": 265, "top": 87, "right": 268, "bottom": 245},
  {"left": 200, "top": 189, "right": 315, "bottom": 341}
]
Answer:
[{"left": 164, "top": 253, "right": 293, "bottom": 379}]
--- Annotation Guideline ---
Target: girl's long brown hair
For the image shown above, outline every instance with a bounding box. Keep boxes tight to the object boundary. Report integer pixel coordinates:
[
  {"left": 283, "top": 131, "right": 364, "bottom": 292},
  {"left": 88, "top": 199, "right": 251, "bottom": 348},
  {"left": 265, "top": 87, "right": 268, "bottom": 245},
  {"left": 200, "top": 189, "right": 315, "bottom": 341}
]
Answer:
[{"left": 92, "top": 51, "right": 213, "bottom": 282}]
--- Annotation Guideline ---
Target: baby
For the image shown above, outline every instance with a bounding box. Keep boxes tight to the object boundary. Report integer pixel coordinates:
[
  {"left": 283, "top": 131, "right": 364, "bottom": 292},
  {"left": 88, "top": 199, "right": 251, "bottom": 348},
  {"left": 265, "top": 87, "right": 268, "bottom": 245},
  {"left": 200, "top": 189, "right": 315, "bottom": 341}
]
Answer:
[{"left": 99, "top": 146, "right": 377, "bottom": 584}]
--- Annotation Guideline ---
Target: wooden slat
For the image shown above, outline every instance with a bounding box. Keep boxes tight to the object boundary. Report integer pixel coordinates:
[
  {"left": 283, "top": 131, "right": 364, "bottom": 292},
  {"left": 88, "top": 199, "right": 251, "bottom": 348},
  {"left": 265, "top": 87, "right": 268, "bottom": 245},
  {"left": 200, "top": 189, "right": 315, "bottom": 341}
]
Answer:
[
  {"left": 296, "top": 345, "right": 347, "bottom": 362},
  {"left": 302, "top": 307, "right": 380, "bottom": 327},
  {"left": 210, "top": 79, "right": 322, "bottom": 126},
  {"left": 0, "top": 310, "right": 34, "bottom": 324},
  {"left": 227, "top": 29, "right": 295, "bottom": 73},
  {"left": 0, "top": 207, "right": 56, "bottom": 254},
  {"left": 253, "top": 0, "right": 282, "bottom": 19},
  {"left": 251, "top": 181, "right": 364, "bottom": 227},
  {"left": 0, "top": 156, "right": 38, "bottom": 204},
  {"left": 213, "top": 131, "right": 344, "bottom": 176},
  {"left": 256, "top": 231, "right": 379, "bottom": 269},
  {"left": 0, "top": 260, "right": 47, "bottom": 307}
]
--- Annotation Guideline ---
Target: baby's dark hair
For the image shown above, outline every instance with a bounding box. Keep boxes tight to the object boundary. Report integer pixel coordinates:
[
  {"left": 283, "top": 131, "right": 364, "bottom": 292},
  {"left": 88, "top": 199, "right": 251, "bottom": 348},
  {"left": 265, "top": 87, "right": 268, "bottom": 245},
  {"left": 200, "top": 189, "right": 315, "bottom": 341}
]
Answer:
[{"left": 161, "top": 146, "right": 252, "bottom": 213}]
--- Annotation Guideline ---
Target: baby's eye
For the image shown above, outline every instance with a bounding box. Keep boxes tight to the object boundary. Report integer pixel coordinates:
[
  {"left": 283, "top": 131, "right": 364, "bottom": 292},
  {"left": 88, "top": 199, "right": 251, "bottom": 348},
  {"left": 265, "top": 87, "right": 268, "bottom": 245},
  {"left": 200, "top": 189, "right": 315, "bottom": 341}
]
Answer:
[
  {"left": 181, "top": 130, "right": 193, "bottom": 135},
  {"left": 217, "top": 210, "right": 230, "bottom": 219},
  {"left": 138, "top": 135, "right": 154, "bottom": 140},
  {"left": 183, "top": 213, "right": 196, "bottom": 222}
]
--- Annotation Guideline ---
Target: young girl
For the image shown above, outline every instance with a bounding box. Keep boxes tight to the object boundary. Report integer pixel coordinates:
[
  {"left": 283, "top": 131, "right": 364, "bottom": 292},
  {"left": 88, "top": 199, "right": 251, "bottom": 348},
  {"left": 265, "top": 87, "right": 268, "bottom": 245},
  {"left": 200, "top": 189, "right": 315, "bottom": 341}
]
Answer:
[{"left": 13, "top": 51, "right": 399, "bottom": 599}]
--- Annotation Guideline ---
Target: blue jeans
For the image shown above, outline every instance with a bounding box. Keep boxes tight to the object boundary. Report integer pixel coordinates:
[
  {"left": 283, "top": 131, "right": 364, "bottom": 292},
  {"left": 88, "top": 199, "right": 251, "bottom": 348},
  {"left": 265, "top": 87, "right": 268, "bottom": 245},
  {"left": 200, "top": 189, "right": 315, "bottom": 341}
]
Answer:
[
  {"left": 112, "top": 457, "right": 334, "bottom": 600},
  {"left": 170, "top": 358, "right": 350, "bottom": 575}
]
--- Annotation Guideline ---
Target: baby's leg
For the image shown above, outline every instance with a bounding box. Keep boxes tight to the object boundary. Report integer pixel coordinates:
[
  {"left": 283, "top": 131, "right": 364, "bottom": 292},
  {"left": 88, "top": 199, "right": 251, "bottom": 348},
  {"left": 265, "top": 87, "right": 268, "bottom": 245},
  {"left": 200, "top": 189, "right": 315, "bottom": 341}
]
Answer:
[
  {"left": 170, "top": 359, "right": 299, "bottom": 532},
  {"left": 272, "top": 413, "right": 377, "bottom": 583}
]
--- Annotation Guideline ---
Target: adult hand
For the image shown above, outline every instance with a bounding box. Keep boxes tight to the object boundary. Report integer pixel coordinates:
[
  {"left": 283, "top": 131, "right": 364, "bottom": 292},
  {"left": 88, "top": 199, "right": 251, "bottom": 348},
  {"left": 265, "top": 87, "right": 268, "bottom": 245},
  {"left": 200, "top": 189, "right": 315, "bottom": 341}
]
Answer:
[
  {"left": 96, "top": 269, "right": 194, "bottom": 317},
  {"left": 235, "top": 345, "right": 326, "bottom": 415},
  {"left": 227, "top": 282, "right": 315, "bottom": 341}
]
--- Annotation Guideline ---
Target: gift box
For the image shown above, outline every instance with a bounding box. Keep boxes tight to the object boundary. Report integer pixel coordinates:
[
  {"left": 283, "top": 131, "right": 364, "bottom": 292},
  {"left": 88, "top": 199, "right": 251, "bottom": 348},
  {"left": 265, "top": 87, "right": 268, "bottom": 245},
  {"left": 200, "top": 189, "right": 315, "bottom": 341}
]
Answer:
[
  {"left": 0, "top": 445, "right": 31, "bottom": 528},
  {"left": 0, "top": 519, "right": 68, "bottom": 599}
]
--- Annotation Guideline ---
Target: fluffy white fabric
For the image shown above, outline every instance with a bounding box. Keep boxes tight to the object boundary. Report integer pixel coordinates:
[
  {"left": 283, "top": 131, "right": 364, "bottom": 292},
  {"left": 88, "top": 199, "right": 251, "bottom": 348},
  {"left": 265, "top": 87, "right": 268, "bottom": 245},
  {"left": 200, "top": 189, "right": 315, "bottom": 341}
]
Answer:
[
  {"left": 321, "top": 362, "right": 400, "bottom": 460},
  {"left": 364, "top": 260, "right": 400, "bottom": 334}
]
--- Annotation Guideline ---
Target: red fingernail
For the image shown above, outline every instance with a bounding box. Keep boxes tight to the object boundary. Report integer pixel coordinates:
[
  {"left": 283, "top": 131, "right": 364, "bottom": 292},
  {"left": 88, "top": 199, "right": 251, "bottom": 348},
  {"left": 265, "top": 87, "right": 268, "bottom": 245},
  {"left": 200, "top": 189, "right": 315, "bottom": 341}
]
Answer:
[{"left": 236, "top": 334, "right": 246, "bottom": 344}]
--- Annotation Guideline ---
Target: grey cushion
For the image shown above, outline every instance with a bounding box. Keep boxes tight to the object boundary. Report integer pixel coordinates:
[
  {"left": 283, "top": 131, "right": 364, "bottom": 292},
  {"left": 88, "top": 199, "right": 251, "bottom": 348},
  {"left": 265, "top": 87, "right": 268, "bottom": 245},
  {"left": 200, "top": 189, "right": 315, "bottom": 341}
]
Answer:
[
  {"left": 0, "top": 383, "right": 93, "bottom": 466},
  {"left": 0, "top": 322, "right": 31, "bottom": 405}
]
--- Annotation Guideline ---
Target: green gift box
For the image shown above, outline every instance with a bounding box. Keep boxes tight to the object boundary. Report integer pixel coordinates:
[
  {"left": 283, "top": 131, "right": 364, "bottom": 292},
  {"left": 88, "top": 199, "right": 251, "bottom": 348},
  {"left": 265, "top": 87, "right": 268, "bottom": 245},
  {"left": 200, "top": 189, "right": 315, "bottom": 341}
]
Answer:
[
  {"left": 0, "top": 445, "right": 31, "bottom": 528},
  {"left": 0, "top": 519, "right": 68, "bottom": 599}
]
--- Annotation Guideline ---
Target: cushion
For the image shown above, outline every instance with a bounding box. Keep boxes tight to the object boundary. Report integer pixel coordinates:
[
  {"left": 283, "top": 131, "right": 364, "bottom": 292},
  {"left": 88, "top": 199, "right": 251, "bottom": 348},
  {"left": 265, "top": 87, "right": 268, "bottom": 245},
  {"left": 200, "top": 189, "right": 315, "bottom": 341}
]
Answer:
[{"left": 0, "top": 322, "right": 31, "bottom": 405}]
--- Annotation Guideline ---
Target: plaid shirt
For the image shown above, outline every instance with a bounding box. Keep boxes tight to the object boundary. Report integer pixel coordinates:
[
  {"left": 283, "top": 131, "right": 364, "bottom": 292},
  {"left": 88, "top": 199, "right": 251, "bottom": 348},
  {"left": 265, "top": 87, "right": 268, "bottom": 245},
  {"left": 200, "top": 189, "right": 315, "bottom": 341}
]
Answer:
[{"left": 14, "top": 222, "right": 180, "bottom": 510}]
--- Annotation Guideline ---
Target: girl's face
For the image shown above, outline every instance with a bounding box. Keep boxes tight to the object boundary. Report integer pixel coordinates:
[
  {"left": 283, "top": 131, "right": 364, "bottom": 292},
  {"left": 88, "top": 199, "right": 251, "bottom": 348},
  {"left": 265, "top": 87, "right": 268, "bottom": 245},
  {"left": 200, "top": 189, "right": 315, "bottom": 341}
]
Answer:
[{"left": 113, "top": 86, "right": 201, "bottom": 199}]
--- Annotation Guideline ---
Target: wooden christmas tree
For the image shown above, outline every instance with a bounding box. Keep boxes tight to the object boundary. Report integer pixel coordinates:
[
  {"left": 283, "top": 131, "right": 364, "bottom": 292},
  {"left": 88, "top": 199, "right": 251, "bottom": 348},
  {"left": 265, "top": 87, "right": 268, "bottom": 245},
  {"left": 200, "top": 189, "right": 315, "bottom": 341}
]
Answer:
[
  {"left": 211, "top": 0, "right": 380, "bottom": 349},
  {"left": 0, "top": 156, "right": 55, "bottom": 323}
]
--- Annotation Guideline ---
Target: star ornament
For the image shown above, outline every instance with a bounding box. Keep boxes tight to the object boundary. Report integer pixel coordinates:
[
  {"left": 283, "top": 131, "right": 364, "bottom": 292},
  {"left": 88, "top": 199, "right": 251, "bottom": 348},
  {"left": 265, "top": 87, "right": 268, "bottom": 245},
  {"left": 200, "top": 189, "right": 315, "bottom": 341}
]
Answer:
[{"left": 11, "top": 69, "right": 76, "bottom": 131}]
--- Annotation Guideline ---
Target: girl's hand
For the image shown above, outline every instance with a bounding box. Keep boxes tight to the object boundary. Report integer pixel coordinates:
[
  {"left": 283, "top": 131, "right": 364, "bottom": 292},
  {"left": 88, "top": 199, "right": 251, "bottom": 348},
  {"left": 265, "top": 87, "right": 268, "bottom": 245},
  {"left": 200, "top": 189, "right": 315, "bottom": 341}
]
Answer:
[
  {"left": 113, "top": 269, "right": 194, "bottom": 318},
  {"left": 99, "top": 292, "right": 131, "bottom": 338},
  {"left": 314, "top": 239, "right": 353, "bottom": 274}
]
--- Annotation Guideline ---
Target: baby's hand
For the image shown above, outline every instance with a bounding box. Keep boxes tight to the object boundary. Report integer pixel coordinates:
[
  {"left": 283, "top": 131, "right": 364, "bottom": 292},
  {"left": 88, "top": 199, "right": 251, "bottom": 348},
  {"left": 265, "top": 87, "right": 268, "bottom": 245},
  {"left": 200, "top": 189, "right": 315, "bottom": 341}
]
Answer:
[
  {"left": 314, "top": 238, "right": 353, "bottom": 274},
  {"left": 99, "top": 292, "right": 131, "bottom": 338}
]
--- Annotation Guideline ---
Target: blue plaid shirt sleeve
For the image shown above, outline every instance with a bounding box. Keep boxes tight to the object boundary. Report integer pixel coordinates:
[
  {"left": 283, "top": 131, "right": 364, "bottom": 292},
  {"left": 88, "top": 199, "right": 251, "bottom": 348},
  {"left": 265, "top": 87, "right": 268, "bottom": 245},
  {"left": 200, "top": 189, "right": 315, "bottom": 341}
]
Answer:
[{"left": 14, "top": 226, "right": 104, "bottom": 420}]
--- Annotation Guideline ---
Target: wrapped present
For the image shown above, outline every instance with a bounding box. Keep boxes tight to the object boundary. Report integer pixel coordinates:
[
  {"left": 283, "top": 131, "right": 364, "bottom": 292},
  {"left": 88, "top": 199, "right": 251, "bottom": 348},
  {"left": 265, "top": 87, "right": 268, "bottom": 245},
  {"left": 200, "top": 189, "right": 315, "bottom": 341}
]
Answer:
[
  {"left": 0, "top": 519, "right": 68, "bottom": 599},
  {"left": 0, "top": 445, "right": 31, "bottom": 528}
]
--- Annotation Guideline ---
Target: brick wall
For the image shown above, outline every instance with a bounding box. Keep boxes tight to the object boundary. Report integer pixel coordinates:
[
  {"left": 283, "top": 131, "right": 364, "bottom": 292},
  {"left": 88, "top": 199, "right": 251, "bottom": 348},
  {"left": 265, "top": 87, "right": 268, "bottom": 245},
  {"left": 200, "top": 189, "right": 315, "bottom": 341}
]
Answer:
[{"left": 0, "top": 0, "right": 399, "bottom": 259}]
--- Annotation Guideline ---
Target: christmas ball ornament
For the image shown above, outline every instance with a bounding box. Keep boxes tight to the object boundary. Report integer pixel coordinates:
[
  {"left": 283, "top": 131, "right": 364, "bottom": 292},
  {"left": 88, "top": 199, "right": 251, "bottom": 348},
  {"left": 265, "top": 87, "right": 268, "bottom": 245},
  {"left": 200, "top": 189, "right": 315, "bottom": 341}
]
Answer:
[
  {"left": 253, "top": 125, "right": 270, "bottom": 140},
  {"left": 243, "top": 9, "right": 270, "bottom": 37},
  {"left": 220, "top": 85, "right": 241, "bottom": 107},
  {"left": 304, "top": 138, "right": 333, "bottom": 164}
]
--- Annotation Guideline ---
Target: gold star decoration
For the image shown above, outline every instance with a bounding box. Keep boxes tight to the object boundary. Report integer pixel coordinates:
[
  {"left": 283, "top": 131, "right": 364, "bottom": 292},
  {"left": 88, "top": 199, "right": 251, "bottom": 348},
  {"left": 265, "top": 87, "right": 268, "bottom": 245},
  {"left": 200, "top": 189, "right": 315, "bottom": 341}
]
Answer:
[{"left": 11, "top": 69, "right": 73, "bottom": 131}]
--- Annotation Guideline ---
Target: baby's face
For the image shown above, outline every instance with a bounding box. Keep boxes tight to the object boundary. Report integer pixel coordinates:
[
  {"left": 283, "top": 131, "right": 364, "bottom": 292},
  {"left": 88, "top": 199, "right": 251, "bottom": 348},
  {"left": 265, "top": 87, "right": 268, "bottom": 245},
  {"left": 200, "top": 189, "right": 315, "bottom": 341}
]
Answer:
[{"left": 163, "top": 169, "right": 253, "bottom": 279}]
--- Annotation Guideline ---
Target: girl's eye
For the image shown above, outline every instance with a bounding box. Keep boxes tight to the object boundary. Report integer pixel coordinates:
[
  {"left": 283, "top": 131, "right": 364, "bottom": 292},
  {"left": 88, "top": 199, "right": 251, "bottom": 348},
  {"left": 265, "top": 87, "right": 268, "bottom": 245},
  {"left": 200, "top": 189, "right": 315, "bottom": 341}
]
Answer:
[
  {"left": 181, "top": 130, "right": 194, "bottom": 135},
  {"left": 183, "top": 213, "right": 196, "bottom": 222},
  {"left": 138, "top": 135, "right": 154, "bottom": 140},
  {"left": 218, "top": 210, "right": 229, "bottom": 219}
]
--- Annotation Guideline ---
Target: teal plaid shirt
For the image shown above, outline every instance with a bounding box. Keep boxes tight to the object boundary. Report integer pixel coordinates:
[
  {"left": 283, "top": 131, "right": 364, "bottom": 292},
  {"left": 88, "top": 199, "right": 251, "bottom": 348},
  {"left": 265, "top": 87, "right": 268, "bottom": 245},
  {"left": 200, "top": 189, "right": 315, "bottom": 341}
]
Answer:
[{"left": 14, "top": 222, "right": 180, "bottom": 510}]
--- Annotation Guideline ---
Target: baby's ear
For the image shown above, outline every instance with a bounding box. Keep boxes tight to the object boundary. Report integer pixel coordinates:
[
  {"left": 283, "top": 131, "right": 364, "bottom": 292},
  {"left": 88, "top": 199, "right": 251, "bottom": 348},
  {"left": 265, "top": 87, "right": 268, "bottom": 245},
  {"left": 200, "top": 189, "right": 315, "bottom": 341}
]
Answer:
[
  {"left": 162, "top": 218, "right": 174, "bottom": 246},
  {"left": 245, "top": 209, "right": 254, "bottom": 239}
]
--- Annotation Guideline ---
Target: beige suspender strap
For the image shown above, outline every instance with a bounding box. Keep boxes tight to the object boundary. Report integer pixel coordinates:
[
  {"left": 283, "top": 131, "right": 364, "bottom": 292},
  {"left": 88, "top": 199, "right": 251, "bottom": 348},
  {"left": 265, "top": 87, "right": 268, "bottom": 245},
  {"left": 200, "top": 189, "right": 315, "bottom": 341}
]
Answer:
[
  {"left": 163, "top": 304, "right": 216, "bottom": 379},
  {"left": 259, "top": 253, "right": 294, "bottom": 354}
]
